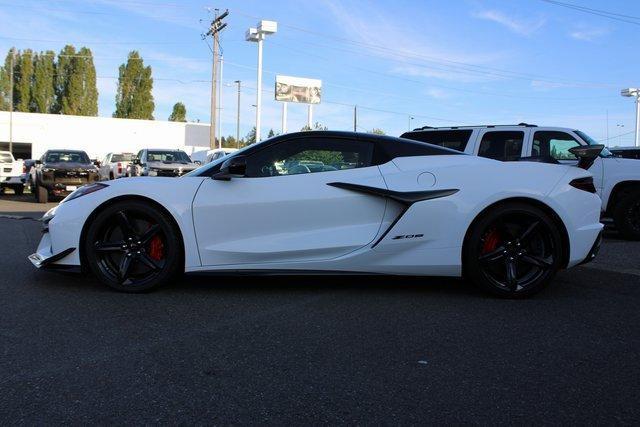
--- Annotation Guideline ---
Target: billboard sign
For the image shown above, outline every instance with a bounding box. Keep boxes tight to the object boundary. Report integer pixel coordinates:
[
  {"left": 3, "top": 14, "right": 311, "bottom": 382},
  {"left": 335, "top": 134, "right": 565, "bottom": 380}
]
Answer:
[{"left": 275, "top": 75, "right": 322, "bottom": 104}]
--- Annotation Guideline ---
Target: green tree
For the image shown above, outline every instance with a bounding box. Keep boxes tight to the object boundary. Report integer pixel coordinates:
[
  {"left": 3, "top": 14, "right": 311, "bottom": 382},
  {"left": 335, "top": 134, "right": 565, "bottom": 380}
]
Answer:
[
  {"left": 267, "top": 128, "right": 276, "bottom": 138},
  {"left": 245, "top": 126, "right": 256, "bottom": 144},
  {"left": 58, "top": 47, "right": 98, "bottom": 116},
  {"left": 0, "top": 48, "right": 17, "bottom": 111},
  {"left": 168, "top": 102, "right": 186, "bottom": 122},
  {"left": 301, "top": 121, "right": 328, "bottom": 131},
  {"left": 54, "top": 45, "right": 75, "bottom": 113},
  {"left": 14, "top": 49, "right": 34, "bottom": 112},
  {"left": 223, "top": 135, "right": 237, "bottom": 148},
  {"left": 31, "top": 51, "right": 56, "bottom": 113},
  {"left": 114, "top": 51, "right": 154, "bottom": 120},
  {"left": 369, "top": 128, "right": 385, "bottom": 135}
]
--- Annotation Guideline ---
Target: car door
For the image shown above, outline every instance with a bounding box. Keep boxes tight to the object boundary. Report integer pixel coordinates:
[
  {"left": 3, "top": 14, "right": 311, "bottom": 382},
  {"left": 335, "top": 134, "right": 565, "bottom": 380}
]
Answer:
[
  {"left": 474, "top": 129, "right": 530, "bottom": 161},
  {"left": 531, "top": 130, "right": 605, "bottom": 195},
  {"left": 192, "top": 136, "right": 388, "bottom": 266}
]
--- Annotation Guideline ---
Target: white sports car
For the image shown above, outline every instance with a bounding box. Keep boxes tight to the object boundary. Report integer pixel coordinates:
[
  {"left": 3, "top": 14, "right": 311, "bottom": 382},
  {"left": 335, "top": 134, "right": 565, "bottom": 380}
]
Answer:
[{"left": 29, "top": 131, "right": 604, "bottom": 297}]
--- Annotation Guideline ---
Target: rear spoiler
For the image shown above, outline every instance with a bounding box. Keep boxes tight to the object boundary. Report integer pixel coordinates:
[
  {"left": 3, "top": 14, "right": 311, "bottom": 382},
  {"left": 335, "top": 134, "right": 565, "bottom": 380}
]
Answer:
[{"left": 569, "top": 145, "right": 604, "bottom": 170}]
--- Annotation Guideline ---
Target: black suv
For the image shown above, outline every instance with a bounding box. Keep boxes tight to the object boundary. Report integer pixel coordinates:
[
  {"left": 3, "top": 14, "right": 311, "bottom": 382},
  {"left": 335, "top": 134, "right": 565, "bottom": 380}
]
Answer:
[{"left": 32, "top": 150, "right": 100, "bottom": 203}]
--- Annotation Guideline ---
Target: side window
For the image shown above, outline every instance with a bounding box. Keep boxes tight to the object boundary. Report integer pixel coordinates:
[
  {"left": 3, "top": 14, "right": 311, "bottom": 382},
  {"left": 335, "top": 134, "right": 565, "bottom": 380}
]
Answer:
[
  {"left": 137, "top": 150, "right": 144, "bottom": 162},
  {"left": 478, "top": 131, "right": 524, "bottom": 161},
  {"left": 532, "top": 131, "right": 581, "bottom": 160},
  {"left": 245, "top": 138, "right": 373, "bottom": 178},
  {"left": 401, "top": 130, "right": 473, "bottom": 152}
]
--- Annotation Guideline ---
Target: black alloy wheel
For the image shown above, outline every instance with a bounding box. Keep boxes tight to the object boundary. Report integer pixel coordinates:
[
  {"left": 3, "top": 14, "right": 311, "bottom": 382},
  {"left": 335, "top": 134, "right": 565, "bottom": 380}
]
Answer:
[
  {"left": 84, "top": 200, "right": 181, "bottom": 292},
  {"left": 613, "top": 191, "right": 640, "bottom": 240},
  {"left": 464, "top": 202, "right": 562, "bottom": 298}
]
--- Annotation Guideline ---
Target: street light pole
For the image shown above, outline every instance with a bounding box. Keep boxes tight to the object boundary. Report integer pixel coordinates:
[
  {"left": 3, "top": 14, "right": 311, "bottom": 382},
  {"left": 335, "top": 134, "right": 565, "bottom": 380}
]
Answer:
[
  {"left": 621, "top": 88, "right": 640, "bottom": 147},
  {"left": 246, "top": 20, "right": 277, "bottom": 143},
  {"left": 9, "top": 50, "right": 15, "bottom": 155},
  {"left": 234, "top": 80, "right": 241, "bottom": 148}
]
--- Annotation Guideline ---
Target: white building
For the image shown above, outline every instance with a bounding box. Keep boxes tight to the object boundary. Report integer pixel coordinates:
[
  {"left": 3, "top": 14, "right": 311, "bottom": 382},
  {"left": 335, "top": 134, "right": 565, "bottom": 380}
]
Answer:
[{"left": 0, "top": 111, "right": 211, "bottom": 160}]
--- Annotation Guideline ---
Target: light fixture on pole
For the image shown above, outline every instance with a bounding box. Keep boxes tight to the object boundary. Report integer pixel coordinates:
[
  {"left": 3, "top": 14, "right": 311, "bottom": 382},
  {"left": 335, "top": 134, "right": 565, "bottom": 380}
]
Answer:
[
  {"left": 621, "top": 88, "right": 640, "bottom": 147},
  {"left": 246, "top": 20, "right": 277, "bottom": 143}
]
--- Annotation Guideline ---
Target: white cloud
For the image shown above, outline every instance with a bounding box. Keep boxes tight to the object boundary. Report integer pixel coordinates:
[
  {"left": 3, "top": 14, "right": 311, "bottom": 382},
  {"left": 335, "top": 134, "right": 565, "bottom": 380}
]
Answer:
[
  {"left": 569, "top": 28, "right": 608, "bottom": 41},
  {"left": 474, "top": 10, "right": 546, "bottom": 36}
]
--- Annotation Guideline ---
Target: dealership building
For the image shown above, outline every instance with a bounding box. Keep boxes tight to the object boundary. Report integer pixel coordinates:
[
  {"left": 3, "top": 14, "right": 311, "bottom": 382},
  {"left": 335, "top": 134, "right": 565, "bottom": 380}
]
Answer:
[{"left": 0, "top": 111, "right": 211, "bottom": 160}]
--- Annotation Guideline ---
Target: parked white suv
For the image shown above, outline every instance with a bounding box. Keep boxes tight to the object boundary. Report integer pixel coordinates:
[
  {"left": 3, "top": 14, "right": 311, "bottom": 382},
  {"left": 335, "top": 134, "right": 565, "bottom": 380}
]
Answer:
[
  {"left": 0, "top": 151, "right": 25, "bottom": 195},
  {"left": 402, "top": 124, "right": 640, "bottom": 239}
]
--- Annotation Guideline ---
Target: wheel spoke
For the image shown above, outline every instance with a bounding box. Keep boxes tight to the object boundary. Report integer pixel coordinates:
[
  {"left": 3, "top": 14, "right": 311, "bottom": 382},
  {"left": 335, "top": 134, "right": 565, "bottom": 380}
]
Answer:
[
  {"left": 521, "top": 253, "right": 552, "bottom": 269},
  {"left": 518, "top": 221, "right": 539, "bottom": 243},
  {"left": 94, "top": 241, "right": 125, "bottom": 252},
  {"left": 505, "top": 258, "right": 518, "bottom": 290},
  {"left": 479, "top": 246, "right": 506, "bottom": 263},
  {"left": 118, "top": 254, "right": 133, "bottom": 282},
  {"left": 137, "top": 253, "right": 161, "bottom": 270},
  {"left": 139, "top": 224, "right": 160, "bottom": 245},
  {"left": 116, "top": 211, "right": 137, "bottom": 238}
]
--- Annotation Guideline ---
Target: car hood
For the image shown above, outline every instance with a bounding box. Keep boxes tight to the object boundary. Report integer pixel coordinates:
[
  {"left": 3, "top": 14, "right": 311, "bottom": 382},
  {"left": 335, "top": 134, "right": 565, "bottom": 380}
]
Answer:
[
  {"left": 147, "top": 161, "right": 197, "bottom": 170},
  {"left": 43, "top": 162, "right": 97, "bottom": 171}
]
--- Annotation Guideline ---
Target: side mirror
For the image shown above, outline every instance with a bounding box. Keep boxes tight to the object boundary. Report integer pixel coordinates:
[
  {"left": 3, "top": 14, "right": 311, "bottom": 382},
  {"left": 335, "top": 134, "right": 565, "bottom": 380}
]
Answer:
[
  {"left": 213, "top": 155, "right": 247, "bottom": 181},
  {"left": 93, "top": 160, "right": 101, "bottom": 167},
  {"left": 133, "top": 158, "right": 141, "bottom": 165},
  {"left": 194, "top": 160, "right": 202, "bottom": 166}
]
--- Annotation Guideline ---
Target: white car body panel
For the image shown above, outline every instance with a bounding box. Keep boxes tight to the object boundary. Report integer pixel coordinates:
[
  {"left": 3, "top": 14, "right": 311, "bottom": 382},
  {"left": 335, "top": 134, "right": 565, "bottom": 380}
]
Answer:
[
  {"left": 0, "top": 151, "right": 25, "bottom": 186},
  {"left": 34, "top": 149, "right": 602, "bottom": 277}
]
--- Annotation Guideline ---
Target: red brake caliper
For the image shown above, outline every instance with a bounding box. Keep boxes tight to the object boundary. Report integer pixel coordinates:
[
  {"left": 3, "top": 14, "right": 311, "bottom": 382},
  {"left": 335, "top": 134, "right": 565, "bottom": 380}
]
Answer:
[
  {"left": 482, "top": 228, "right": 501, "bottom": 254},
  {"left": 148, "top": 235, "right": 164, "bottom": 260}
]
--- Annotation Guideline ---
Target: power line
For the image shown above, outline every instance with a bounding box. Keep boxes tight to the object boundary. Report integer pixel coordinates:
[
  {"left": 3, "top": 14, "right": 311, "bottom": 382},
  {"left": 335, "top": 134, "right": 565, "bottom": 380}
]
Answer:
[{"left": 537, "top": 0, "right": 640, "bottom": 26}]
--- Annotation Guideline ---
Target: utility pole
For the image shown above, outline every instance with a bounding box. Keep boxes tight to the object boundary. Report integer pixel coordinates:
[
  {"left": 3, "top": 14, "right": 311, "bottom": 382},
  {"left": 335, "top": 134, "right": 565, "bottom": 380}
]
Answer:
[
  {"left": 246, "top": 21, "right": 277, "bottom": 142},
  {"left": 281, "top": 102, "right": 287, "bottom": 134},
  {"left": 8, "top": 50, "right": 15, "bottom": 155},
  {"left": 234, "top": 80, "right": 241, "bottom": 148},
  {"left": 353, "top": 105, "right": 357, "bottom": 132},
  {"left": 205, "top": 9, "right": 228, "bottom": 149},
  {"left": 217, "top": 54, "right": 223, "bottom": 148}
]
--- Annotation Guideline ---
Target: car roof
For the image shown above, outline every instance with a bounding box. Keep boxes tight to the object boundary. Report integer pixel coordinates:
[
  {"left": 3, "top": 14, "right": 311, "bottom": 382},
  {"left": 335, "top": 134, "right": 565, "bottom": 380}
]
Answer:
[{"left": 404, "top": 124, "right": 578, "bottom": 133}]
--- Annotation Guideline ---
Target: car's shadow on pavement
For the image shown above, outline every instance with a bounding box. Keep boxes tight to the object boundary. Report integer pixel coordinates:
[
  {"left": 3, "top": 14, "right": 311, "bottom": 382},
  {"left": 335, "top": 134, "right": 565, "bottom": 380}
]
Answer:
[{"left": 30, "top": 267, "right": 488, "bottom": 299}]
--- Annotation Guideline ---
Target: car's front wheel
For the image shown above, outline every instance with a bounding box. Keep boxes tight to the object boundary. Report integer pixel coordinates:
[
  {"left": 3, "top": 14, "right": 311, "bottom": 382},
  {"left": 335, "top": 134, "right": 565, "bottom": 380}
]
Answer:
[
  {"left": 84, "top": 200, "right": 182, "bottom": 292},
  {"left": 464, "top": 202, "right": 563, "bottom": 298}
]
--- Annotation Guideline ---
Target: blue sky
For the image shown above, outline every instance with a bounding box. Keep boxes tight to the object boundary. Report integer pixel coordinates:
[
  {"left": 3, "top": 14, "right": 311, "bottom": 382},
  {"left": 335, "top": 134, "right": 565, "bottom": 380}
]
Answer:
[{"left": 0, "top": 0, "right": 638, "bottom": 145}]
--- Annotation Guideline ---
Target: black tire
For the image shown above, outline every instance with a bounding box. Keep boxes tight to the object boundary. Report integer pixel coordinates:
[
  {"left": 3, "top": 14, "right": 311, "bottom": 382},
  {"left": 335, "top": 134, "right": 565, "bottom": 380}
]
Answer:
[
  {"left": 463, "top": 202, "right": 563, "bottom": 298},
  {"left": 109, "top": 172, "right": 114, "bottom": 180},
  {"left": 612, "top": 190, "right": 640, "bottom": 240},
  {"left": 36, "top": 185, "right": 48, "bottom": 203},
  {"left": 84, "top": 200, "right": 182, "bottom": 292},
  {"left": 13, "top": 185, "right": 24, "bottom": 196}
]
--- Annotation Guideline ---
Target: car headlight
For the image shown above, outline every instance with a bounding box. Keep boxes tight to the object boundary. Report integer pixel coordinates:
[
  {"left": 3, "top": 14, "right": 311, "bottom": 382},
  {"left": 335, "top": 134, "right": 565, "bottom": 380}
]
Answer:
[
  {"left": 42, "top": 168, "right": 55, "bottom": 173},
  {"left": 62, "top": 182, "right": 109, "bottom": 203}
]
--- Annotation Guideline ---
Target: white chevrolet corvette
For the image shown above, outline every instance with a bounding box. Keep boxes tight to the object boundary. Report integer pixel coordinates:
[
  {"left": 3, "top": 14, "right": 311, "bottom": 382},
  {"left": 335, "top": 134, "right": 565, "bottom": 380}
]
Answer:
[{"left": 30, "top": 131, "right": 604, "bottom": 297}]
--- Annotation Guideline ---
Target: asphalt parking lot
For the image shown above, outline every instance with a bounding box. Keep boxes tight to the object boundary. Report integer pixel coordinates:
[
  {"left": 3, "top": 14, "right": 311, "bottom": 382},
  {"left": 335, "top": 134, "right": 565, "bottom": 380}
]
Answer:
[{"left": 1, "top": 194, "right": 639, "bottom": 424}]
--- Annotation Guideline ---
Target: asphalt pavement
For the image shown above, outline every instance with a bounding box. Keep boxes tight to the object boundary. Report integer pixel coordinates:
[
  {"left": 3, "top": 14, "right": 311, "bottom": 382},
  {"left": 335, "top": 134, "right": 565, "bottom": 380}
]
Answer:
[{"left": 1, "top": 195, "right": 639, "bottom": 424}]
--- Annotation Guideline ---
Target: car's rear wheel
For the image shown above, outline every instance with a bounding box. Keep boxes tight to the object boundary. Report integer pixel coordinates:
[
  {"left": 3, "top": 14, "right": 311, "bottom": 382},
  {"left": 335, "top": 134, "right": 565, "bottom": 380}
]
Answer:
[
  {"left": 612, "top": 190, "right": 640, "bottom": 240},
  {"left": 464, "top": 202, "right": 563, "bottom": 298},
  {"left": 12, "top": 185, "right": 24, "bottom": 195},
  {"left": 84, "top": 200, "right": 182, "bottom": 292}
]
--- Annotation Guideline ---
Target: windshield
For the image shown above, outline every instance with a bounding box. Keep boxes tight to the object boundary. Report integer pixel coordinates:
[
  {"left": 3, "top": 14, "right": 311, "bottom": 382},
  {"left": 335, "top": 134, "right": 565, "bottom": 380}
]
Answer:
[
  {"left": 575, "top": 130, "right": 613, "bottom": 157},
  {"left": 183, "top": 143, "right": 256, "bottom": 177},
  {"left": 45, "top": 151, "right": 90, "bottom": 163},
  {"left": 147, "top": 151, "right": 192, "bottom": 163},
  {"left": 0, "top": 153, "right": 13, "bottom": 163},
  {"left": 112, "top": 153, "right": 134, "bottom": 162}
]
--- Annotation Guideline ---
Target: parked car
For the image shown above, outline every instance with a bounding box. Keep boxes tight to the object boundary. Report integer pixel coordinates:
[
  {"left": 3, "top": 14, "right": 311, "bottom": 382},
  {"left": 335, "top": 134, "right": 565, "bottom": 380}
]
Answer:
[
  {"left": 98, "top": 152, "right": 135, "bottom": 180},
  {"left": 127, "top": 149, "right": 198, "bottom": 177},
  {"left": 610, "top": 147, "right": 640, "bottom": 160},
  {"left": 0, "top": 151, "right": 26, "bottom": 195},
  {"left": 29, "top": 131, "right": 603, "bottom": 298},
  {"left": 401, "top": 124, "right": 640, "bottom": 240},
  {"left": 32, "top": 149, "right": 100, "bottom": 203}
]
